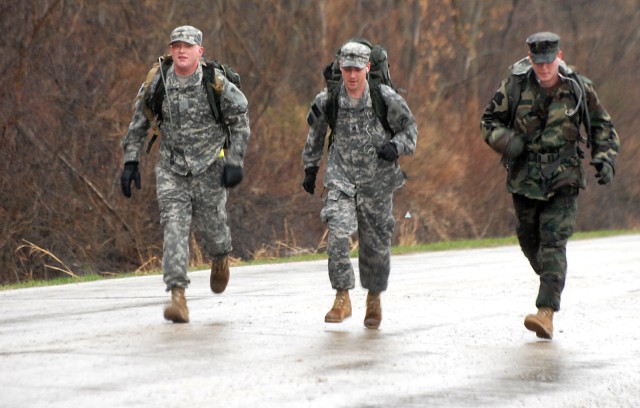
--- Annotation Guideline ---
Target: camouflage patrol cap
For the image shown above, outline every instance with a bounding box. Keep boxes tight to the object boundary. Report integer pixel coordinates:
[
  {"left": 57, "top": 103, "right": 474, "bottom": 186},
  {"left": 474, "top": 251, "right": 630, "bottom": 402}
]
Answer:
[
  {"left": 339, "top": 42, "right": 371, "bottom": 68},
  {"left": 526, "top": 32, "right": 560, "bottom": 64},
  {"left": 170, "top": 25, "right": 203, "bottom": 46}
]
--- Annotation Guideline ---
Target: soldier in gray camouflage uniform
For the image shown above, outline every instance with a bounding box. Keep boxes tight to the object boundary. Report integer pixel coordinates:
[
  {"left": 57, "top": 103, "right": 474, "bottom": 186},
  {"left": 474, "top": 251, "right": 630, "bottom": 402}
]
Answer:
[
  {"left": 481, "top": 32, "right": 620, "bottom": 339},
  {"left": 120, "top": 26, "right": 250, "bottom": 323},
  {"left": 302, "top": 41, "right": 417, "bottom": 329}
]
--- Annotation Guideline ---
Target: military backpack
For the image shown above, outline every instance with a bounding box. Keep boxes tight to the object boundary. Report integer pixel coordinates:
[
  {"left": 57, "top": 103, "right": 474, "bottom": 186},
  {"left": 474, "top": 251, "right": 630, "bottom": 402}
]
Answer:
[
  {"left": 138, "top": 55, "right": 241, "bottom": 153},
  {"left": 505, "top": 57, "right": 591, "bottom": 144},
  {"left": 503, "top": 57, "right": 595, "bottom": 182},
  {"left": 309, "top": 39, "right": 397, "bottom": 139}
]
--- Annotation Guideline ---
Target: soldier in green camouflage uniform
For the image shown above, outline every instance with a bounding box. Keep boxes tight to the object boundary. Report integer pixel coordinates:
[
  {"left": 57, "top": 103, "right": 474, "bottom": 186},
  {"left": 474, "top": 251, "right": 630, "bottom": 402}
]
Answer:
[
  {"left": 120, "top": 26, "right": 250, "bottom": 323},
  {"left": 481, "top": 32, "right": 619, "bottom": 339},
  {"left": 302, "top": 41, "right": 417, "bottom": 329}
]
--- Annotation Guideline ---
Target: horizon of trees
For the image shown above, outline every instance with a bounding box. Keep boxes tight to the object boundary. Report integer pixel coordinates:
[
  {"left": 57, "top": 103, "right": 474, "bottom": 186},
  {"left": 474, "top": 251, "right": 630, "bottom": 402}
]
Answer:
[{"left": 2, "top": 0, "right": 639, "bottom": 283}]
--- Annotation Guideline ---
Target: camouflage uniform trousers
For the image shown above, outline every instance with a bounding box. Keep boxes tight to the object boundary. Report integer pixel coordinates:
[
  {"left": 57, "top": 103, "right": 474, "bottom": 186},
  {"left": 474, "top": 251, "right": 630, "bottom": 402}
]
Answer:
[
  {"left": 156, "top": 159, "right": 231, "bottom": 291},
  {"left": 321, "top": 188, "right": 396, "bottom": 293},
  {"left": 512, "top": 189, "right": 577, "bottom": 311}
]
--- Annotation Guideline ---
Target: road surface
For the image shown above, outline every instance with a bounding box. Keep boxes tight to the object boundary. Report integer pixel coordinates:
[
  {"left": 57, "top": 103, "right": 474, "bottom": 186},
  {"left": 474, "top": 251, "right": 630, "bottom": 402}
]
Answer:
[{"left": 1, "top": 235, "right": 639, "bottom": 407}]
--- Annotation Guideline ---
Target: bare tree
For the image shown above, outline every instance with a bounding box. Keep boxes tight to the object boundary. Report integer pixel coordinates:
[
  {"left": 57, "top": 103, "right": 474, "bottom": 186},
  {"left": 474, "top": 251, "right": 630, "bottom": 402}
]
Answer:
[{"left": 1, "top": 0, "right": 639, "bottom": 284}]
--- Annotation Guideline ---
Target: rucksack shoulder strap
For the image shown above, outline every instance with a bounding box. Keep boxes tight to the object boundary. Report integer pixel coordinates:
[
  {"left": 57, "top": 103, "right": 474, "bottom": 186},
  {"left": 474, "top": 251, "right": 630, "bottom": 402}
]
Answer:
[
  {"left": 505, "top": 73, "right": 527, "bottom": 129},
  {"left": 370, "top": 84, "right": 393, "bottom": 135},
  {"left": 201, "top": 62, "right": 222, "bottom": 124},
  {"left": 149, "top": 56, "right": 172, "bottom": 121},
  {"left": 505, "top": 58, "right": 532, "bottom": 129},
  {"left": 322, "top": 60, "right": 341, "bottom": 130},
  {"left": 142, "top": 55, "right": 172, "bottom": 153}
]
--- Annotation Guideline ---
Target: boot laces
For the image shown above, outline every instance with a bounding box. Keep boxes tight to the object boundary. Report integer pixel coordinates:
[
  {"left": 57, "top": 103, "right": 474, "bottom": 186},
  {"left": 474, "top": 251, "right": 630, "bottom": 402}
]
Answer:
[
  {"left": 333, "top": 291, "right": 348, "bottom": 308},
  {"left": 366, "top": 295, "right": 380, "bottom": 314}
]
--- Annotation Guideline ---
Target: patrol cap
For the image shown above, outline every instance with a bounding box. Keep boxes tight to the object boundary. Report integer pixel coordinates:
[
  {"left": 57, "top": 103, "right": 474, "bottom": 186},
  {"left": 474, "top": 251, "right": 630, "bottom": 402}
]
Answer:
[
  {"left": 339, "top": 41, "right": 371, "bottom": 68},
  {"left": 526, "top": 32, "right": 560, "bottom": 64},
  {"left": 170, "top": 25, "right": 203, "bottom": 46}
]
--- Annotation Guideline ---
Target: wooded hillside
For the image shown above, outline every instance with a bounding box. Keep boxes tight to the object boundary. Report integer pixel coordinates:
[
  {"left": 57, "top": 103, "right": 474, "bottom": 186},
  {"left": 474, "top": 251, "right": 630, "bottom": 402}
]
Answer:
[{"left": 2, "top": 0, "right": 639, "bottom": 283}]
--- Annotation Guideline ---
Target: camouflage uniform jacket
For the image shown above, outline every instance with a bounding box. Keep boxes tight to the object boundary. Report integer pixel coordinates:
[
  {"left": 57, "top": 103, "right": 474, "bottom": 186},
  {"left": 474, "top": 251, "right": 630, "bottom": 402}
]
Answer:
[
  {"left": 481, "top": 60, "right": 619, "bottom": 200},
  {"left": 123, "top": 62, "right": 250, "bottom": 176},
  {"left": 302, "top": 83, "right": 417, "bottom": 196}
]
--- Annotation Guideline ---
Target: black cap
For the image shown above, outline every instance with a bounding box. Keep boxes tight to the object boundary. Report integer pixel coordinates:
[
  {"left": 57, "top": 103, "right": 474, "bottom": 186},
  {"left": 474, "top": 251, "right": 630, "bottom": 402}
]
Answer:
[{"left": 526, "top": 32, "right": 560, "bottom": 64}]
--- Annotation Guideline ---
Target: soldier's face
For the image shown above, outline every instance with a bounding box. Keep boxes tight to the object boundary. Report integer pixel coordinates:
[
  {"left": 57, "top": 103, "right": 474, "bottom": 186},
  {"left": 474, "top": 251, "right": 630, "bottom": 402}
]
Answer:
[
  {"left": 340, "top": 63, "right": 370, "bottom": 97},
  {"left": 170, "top": 41, "right": 204, "bottom": 76},
  {"left": 529, "top": 50, "right": 564, "bottom": 88}
]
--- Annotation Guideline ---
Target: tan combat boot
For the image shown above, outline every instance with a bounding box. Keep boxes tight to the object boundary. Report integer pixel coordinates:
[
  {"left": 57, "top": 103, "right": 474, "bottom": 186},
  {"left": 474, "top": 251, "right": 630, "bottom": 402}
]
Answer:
[
  {"left": 524, "top": 307, "right": 554, "bottom": 339},
  {"left": 164, "top": 287, "right": 189, "bottom": 323},
  {"left": 210, "top": 255, "right": 230, "bottom": 294},
  {"left": 364, "top": 292, "right": 382, "bottom": 329},
  {"left": 324, "top": 290, "right": 352, "bottom": 323}
]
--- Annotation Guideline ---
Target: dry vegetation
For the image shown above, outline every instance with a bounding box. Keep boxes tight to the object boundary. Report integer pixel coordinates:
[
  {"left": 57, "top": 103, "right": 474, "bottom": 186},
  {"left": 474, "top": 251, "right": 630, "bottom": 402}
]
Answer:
[{"left": 2, "top": 0, "right": 639, "bottom": 283}]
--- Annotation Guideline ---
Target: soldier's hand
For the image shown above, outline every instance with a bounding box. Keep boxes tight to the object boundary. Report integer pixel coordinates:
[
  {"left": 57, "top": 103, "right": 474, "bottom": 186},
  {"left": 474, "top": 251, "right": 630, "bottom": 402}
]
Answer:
[
  {"left": 120, "top": 161, "right": 141, "bottom": 198},
  {"left": 591, "top": 160, "right": 614, "bottom": 185},
  {"left": 302, "top": 166, "right": 319, "bottom": 195},
  {"left": 222, "top": 164, "right": 243, "bottom": 188},
  {"left": 377, "top": 142, "right": 398, "bottom": 162}
]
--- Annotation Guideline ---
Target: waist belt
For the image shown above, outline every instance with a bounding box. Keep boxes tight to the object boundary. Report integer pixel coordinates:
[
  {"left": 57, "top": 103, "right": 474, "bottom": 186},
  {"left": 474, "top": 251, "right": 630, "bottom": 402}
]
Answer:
[
  {"left": 527, "top": 152, "right": 560, "bottom": 164},
  {"left": 528, "top": 145, "right": 578, "bottom": 179}
]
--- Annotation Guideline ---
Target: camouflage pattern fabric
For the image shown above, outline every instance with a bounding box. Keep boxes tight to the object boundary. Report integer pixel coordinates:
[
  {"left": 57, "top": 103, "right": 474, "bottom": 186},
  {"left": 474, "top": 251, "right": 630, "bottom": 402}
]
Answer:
[
  {"left": 513, "top": 191, "right": 576, "bottom": 311},
  {"left": 320, "top": 189, "right": 395, "bottom": 292},
  {"left": 157, "top": 160, "right": 231, "bottom": 290},
  {"left": 480, "top": 67, "right": 619, "bottom": 200},
  {"left": 480, "top": 62, "right": 620, "bottom": 311},
  {"left": 303, "top": 83, "right": 417, "bottom": 292},
  {"left": 122, "top": 62, "right": 249, "bottom": 291},
  {"left": 123, "top": 62, "right": 250, "bottom": 173}
]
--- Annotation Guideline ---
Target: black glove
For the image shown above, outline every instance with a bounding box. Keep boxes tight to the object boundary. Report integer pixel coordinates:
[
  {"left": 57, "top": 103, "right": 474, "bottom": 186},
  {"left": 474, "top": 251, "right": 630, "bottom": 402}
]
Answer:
[
  {"left": 120, "top": 161, "right": 141, "bottom": 198},
  {"left": 377, "top": 142, "right": 398, "bottom": 162},
  {"left": 492, "top": 128, "right": 525, "bottom": 159},
  {"left": 302, "top": 166, "right": 319, "bottom": 195},
  {"left": 503, "top": 134, "right": 525, "bottom": 159},
  {"left": 222, "top": 164, "right": 243, "bottom": 188},
  {"left": 591, "top": 160, "right": 614, "bottom": 185}
]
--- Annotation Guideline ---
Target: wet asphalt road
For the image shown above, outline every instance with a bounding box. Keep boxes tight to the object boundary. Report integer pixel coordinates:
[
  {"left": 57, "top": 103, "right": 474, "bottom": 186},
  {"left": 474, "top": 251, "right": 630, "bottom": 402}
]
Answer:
[{"left": 1, "top": 235, "right": 639, "bottom": 407}]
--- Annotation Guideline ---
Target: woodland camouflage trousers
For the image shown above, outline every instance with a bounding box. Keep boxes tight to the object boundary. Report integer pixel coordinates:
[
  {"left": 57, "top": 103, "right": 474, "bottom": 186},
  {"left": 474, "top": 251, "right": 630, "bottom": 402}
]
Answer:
[{"left": 512, "top": 190, "right": 577, "bottom": 311}]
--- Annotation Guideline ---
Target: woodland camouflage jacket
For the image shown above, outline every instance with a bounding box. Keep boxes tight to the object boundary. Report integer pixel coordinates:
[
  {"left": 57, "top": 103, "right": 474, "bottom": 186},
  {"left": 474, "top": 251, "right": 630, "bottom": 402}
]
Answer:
[{"left": 481, "top": 61, "right": 619, "bottom": 200}]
